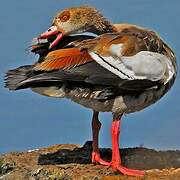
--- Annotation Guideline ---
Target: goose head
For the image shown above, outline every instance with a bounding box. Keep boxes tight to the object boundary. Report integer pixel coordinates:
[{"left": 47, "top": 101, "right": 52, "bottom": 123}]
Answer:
[{"left": 38, "top": 6, "right": 115, "bottom": 49}]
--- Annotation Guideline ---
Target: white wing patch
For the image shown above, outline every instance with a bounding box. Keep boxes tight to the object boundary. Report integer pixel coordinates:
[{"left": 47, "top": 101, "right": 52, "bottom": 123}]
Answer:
[
  {"left": 109, "top": 44, "right": 123, "bottom": 57},
  {"left": 89, "top": 49, "right": 174, "bottom": 82},
  {"left": 164, "top": 57, "right": 175, "bottom": 84},
  {"left": 89, "top": 52, "right": 136, "bottom": 80},
  {"left": 122, "top": 51, "right": 167, "bottom": 81}
]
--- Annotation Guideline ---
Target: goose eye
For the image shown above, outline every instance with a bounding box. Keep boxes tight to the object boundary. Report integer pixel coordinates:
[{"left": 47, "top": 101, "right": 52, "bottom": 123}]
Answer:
[
  {"left": 59, "top": 11, "right": 70, "bottom": 22},
  {"left": 61, "top": 15, "right": 69, "bottom": 21}
]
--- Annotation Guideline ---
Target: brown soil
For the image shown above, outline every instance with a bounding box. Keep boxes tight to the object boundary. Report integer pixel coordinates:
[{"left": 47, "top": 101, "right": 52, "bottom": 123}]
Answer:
[{"left": 0, "top": 141, "right": 180, "bottom": 180}]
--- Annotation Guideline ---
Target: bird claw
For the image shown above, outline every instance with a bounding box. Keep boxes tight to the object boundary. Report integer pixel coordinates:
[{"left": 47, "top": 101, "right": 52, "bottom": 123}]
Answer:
[
  {"left": 91, "top": 152, "right": 111, "bottom": 166},
  {"left": 92, "top": 152, "right": 145, "bottom": 177},
  {"left": 111, "top": 163, "right": 145, "bottom": 177}
]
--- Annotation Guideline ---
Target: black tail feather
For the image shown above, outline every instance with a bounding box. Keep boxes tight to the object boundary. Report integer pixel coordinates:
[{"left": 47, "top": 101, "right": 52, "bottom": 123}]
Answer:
[
  {"left": 4, "top": 65, "right": 79, "bottom": 90},
  {"left": 4, "top": 65, "right": 34, "bottom": 90}
]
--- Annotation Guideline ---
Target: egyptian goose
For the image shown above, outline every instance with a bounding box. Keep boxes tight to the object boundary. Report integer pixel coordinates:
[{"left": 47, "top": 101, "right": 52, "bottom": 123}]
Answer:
[{"left": 5, "top": 6, "right": 177, "bottom": 176}]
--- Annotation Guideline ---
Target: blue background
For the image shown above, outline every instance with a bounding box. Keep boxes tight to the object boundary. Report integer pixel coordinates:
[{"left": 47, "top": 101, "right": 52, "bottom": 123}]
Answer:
[{"left": 0, "top": 0, "right": 179, "bottom": 154}]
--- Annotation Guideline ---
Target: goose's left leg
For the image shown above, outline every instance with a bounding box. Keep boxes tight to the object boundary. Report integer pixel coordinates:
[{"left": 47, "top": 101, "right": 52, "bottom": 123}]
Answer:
[{"left": 91, "top": 110, "right": 110, "bottom": 166}]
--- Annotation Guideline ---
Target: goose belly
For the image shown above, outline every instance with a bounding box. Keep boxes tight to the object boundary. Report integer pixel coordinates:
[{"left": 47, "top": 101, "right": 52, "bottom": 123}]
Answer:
[
  {"left": 31, "top": 85, "right": 114, "bottom": 112},
  {"left": 31, "top": 86, "right": 66, "bottom": 98},
  {"left": 113, "top": 77, "right": 175, "bottom": 115},
  {"left": 31, "top": 77, "right": 175, "bottom": 115}
]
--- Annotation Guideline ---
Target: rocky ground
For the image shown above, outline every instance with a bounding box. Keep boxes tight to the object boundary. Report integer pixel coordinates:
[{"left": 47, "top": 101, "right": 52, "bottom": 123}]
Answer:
[{"left": 0, "top": 141, "right": 180, "bottom": 180}]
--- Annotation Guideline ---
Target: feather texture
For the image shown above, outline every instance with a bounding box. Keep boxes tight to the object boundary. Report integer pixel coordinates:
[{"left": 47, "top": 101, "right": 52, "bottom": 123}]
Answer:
[
  {"left": 33, "top": 48, "right": 93, "bottom": 71},
  {"left": 73, "top": 27, "right": 177, "bottom": 84}
]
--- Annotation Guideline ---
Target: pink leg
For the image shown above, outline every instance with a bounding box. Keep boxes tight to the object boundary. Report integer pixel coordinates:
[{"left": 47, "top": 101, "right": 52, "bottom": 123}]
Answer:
[
  {"left": 110, "top": 119, "right": 145, "bottom": 176},
  {"left": 91, "top": 112, "right": 145, "bottom": 177},
  {"left": 91, "top": 111, "right": 110, "bottom": 166}
]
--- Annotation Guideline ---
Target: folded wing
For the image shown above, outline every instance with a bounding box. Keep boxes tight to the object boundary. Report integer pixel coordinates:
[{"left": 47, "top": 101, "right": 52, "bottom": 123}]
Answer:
[{"left": 74, "top": 27, "right": 176, "bottom": 87}]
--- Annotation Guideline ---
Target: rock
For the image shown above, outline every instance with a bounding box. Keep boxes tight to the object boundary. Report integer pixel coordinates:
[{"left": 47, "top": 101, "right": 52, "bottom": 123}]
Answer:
[
  {"left": 0, "top": 141, "right": 180, "bottom": 179},
  {"left": 0, "top": 158, "right": 15, "bottom": 177}
]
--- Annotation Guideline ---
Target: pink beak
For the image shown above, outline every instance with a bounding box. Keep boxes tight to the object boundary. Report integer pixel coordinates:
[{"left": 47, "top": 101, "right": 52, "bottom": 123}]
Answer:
[{"left": 38, "top": 26, "right": 63, "bottom": 49}]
